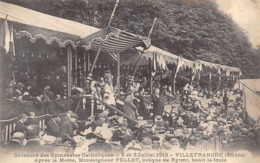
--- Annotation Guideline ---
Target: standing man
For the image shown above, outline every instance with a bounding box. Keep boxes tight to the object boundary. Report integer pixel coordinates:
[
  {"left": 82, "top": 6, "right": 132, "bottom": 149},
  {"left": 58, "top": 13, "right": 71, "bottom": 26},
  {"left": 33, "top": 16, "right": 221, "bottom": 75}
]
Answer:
[
  {"left": 124, "top": 91, "right": 138, "bottom": 128},
  {"left": 151, "top": 88, "right": 164, "bottom": 117},
  {"left": 223, "top": 89, "right": 229, "bottom": 110}
]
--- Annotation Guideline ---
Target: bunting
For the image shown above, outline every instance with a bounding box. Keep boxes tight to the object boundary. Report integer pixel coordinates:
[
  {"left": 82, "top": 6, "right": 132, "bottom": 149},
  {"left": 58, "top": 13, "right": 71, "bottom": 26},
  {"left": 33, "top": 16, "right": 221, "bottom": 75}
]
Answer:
[
  {"left": 175, "top": 56, "right": 184, "bottom": 76},
  {"left": 158, "top": 53, "right": 168, "bottom": 72}
]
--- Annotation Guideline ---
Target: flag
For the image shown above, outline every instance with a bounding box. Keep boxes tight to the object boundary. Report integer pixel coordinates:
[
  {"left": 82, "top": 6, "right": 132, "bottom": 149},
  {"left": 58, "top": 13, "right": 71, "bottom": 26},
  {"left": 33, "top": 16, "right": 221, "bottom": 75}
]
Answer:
[
  {"left": 9, "top": 23, "right": 15, "bottom": 62},
  {"left": 0, "top": 18, "right": 10, "bottom": 54}
]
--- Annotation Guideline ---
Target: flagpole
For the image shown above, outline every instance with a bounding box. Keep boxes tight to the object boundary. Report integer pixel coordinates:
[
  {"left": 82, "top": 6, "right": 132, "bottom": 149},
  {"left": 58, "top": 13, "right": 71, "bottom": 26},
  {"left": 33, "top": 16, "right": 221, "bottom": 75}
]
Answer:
[
  {"left": 148, "top": 17, "right": 157, "bottom": 38},
  {"left": 133, "top": 17, "right": 157, "bottom": 76},
  {"left": 108, "top": 0, "right": 120, "bottom": 27}
]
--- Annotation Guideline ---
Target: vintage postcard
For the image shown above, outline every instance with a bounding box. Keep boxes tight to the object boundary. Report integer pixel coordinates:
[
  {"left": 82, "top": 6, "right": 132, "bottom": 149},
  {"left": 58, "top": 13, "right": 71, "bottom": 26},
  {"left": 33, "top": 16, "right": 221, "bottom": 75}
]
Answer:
[{"left": 0, "top": 0, "right": 260, "bottom": 163}]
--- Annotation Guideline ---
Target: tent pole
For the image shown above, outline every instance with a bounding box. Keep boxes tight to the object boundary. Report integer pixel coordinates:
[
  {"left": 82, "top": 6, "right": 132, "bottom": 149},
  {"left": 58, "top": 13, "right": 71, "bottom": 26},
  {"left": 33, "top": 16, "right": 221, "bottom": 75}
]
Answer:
[
  {"left": 197, "top": 72, "right": 200, "bottom": 90},
  {"left": 74, "top": 48, "right": 77, "bottom": 86},
  {"left": 85, "top": 47, "right": 101, "bottom": 95},
  {"left": 190, "top": 69, "right": 193, "bottom": 85},
  {"left": 150, "top": 59, "right": 153, "bottom": 94},
  {"left": 208, "top": 71, "right": 212, "bottom": 97},
  {"left": 87, "top": 52, "right": 90, "bottom": 72},
  {"left": 133, "top": 51, "right": 144, "bottom": 76},
  {"left": 67, "top": 46, "right": 72, "bottom": 97},
  {"left": 83, "top": 51, "right": 86, "bottom": 87},
  {"left": 89, "top": 47, "right": 101, "bottom": 75},
  {"left": 172, "top": 65, "right": 177, "bottom": 95},
  {"left": 116, "top": 52, "right": 121, "bottom": 94},
  {"left": 218, "top": 74, "right": 221, "bottom": 90},
  {"left": 238, "top": 72, "right": 240, "bottom": 90}
]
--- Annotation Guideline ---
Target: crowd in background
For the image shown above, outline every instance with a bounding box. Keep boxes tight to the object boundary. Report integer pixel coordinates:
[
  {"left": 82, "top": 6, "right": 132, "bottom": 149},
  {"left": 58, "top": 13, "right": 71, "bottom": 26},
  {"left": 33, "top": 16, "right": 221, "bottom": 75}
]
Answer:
[{"left": 1, "top": 64, "right": 67, "bottom": 102}]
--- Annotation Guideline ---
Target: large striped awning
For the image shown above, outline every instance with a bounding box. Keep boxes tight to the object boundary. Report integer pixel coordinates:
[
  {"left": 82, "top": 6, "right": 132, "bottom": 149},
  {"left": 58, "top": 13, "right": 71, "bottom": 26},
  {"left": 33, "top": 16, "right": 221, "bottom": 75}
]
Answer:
[{"left": 78, "top": 26, "right": 151, "bottom": 53}]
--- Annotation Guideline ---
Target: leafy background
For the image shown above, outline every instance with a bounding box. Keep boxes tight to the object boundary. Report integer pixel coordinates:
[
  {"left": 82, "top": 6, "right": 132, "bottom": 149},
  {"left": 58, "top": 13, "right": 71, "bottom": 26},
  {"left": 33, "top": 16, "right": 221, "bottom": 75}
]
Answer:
[{"left": 2, "top": 0, "right": 260, "bottom": 78}]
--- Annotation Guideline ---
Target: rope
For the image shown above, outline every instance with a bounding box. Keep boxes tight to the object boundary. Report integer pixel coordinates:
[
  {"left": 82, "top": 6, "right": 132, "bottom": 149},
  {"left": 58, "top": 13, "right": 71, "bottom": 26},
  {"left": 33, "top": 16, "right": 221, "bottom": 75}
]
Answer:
[{"left": 239, "top": 81, "right": 260, "bottom": 97}]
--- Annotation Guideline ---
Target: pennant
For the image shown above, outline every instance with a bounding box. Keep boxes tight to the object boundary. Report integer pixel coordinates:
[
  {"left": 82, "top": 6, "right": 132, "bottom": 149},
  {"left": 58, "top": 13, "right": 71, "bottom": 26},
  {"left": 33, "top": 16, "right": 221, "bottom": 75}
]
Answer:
[
  {"left": 0, "top": 18, "right": 10, "bottom": 54},
  {"left": 217, "top": 66, "right": 221, "bottom": 75},
  {"left": 158, "top": 53, "right": 168, "bottom": 72},
  {"left": 175, "top": 56, "right": 184, "bottom": 75},
  {"left": 226, "top": 70, "right": 230, "bottom": 77}
]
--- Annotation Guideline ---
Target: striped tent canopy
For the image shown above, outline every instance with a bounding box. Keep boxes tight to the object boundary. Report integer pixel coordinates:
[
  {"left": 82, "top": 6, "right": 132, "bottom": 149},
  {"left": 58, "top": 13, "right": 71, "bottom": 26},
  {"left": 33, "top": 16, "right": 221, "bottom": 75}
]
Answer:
[
  {"left": 0, "top": 1, "right": 99, "bottom": 49},
  {"left": 78, "top": 26, "right": 151, "bottom": 53}
]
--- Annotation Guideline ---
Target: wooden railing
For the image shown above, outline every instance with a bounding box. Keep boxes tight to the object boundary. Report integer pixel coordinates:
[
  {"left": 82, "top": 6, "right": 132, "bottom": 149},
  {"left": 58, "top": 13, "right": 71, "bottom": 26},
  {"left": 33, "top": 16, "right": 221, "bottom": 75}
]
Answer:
[{"left": 0, "top": 114, "right": 52, "bottom": 143}]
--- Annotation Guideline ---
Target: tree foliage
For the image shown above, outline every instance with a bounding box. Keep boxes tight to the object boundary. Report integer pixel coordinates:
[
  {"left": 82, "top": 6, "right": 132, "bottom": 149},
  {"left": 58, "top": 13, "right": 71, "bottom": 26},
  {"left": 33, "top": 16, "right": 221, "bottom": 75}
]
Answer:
[{"left": 3, "top": 0, "right": 259, "bottom": 77}]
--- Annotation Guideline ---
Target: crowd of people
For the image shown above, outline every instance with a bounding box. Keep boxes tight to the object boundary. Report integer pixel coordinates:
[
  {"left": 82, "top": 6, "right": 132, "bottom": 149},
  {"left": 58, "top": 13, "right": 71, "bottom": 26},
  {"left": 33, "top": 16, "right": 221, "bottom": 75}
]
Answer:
[
  {"left": 1, "top": 69, "right": 260, "bottom": 156},
  {"left": 1, "top": 64, "right": 67, "bottom": 102}
]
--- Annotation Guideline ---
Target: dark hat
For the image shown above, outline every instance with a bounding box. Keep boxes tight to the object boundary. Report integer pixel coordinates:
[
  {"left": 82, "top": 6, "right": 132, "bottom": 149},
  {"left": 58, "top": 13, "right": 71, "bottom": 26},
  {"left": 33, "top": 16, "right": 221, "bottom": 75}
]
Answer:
[
  {"left": 111, "top": 130, "right": 124, "bottom": 141},
  {"left": 85, "top": 133, "right": 97, "bottom": 139},
  {"left": 150, "top": 135, "right": 160, "bottom": 141},
  {"left": 154, "top": 126, "right": 167, "bottom": 134},
  {"left": 165, "top": 134, "right": 176, "bottom": 141},
  {"left": 26, "top": 124, "right": 40, "bottom": 139}
]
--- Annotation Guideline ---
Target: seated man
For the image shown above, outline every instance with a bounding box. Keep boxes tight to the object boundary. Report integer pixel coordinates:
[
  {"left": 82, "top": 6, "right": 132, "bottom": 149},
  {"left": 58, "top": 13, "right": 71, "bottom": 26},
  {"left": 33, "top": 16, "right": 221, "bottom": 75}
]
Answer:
[
  {"left": 60, "top": 113, "right": 79, "bottom": 137},
  {"left": 14, "top": 114, "right": 28, "bottom": 134},
  {"left": 46, "top": 114, "right": 60, "bottom": 137},
  {"left": 24, "top": 112, "right": 39, "bottom": 126}
]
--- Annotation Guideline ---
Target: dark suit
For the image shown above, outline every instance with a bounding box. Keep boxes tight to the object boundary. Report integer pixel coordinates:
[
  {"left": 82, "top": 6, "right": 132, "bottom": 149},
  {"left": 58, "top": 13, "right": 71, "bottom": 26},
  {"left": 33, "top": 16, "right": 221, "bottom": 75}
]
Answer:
[
  {"left": 5, "top": 141, "right": 23, "bottom": 152},
  {"left": 88, "top": 141, "right": 112, "bottom": 153},
  {"left": 124, "top": 97, "right": 137, "bottom": 120},
  {"left": 223, "top": 135, "right": 257, "bottom": 153},
  {"left": 110, "top": 143, "right": 124, "bottom": 153},
  {"left": 136, "top": 95, "right": 148, "bottom": 118},
  {"left": 60, "top": 118, "right": 77, "bottom": 137},
  {"left": 151, "top": 95, "right": 164, "bottom": 116},
  {"left": 46, "top": 118, "right": 60, "bottom": 137},
  {"left": 25, "top": 140, "right": 53, "bottom": 153},
  {"left": 60, "top": 115, "right": 70, "bottom": 126},
  {"left": 15, "top": 121, "right": 27, "bottom": 134},
  {"left": 24, "top": 118, "right": 39, "bottom": 126},
  {"left": 155, "top": 120, "right": 169, "bottom": 131},
  {"left": 121, "top": 133, "right": 131, "bottom": 147}
]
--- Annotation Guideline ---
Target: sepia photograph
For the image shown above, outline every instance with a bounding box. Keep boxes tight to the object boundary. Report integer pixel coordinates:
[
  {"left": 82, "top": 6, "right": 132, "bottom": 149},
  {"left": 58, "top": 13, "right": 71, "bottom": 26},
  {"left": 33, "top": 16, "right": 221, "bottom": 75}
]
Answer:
[{"left": 0, "top": 0, "right": 260, "bottom": 163}]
